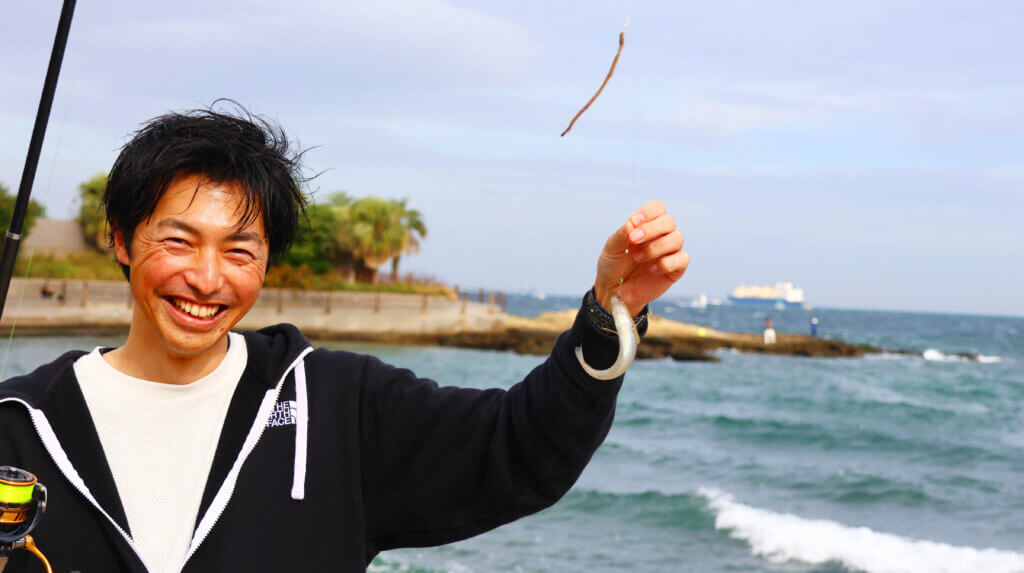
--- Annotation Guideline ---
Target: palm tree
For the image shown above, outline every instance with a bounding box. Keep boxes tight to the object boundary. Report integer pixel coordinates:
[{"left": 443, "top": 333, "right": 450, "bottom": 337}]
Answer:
[
  {"left": 346, "top": 197, "right": 408, "bottom": 283},
  {"left": 324, "top": 193, "right": 357, "bottom": 280},
  {"left": 315, "top": 194, "right": 428, "bottom": 283},
  {"left": 389, "top": 198, "right": 427, "bottom": 279}
]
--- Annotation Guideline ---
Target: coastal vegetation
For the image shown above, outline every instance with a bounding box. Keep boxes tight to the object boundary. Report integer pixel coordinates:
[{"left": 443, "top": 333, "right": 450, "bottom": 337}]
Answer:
[
  {"left": 15, "top": 250, "right": 125, "bottom": 281},
  {"left": 0, "top": 182, "right": 46, "bottom": 241},
  {"left": 277, "top": 192, "right": 426, "bottom": 283},
  {"left": 75, "top": 173, "right": 109, "bottom": 251}
]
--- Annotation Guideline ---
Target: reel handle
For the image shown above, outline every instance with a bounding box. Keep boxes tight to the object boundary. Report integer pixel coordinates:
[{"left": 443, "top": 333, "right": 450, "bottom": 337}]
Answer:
[{"left": 0, "top": 536, "right": 53, "bottom": 573}]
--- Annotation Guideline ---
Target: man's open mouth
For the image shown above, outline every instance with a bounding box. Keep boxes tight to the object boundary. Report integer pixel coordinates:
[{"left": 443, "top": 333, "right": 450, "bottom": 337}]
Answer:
[{"left": 167, "top": 297, "right": 225, "bottom": 320}]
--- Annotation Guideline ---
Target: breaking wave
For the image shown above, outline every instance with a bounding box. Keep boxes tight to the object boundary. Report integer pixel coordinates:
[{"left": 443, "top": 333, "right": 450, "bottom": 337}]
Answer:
[
  {"left": 922, "top": 349, "right": 1003, "bottom": 363},
  {"left": 699, "top": 488, "right": 1024, "bottom": 573}
]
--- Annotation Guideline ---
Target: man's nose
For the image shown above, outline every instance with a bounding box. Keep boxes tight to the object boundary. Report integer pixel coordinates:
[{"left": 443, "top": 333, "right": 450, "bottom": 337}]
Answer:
[{"left": 185, "top": 249, "right": 224, "bottom": 295}]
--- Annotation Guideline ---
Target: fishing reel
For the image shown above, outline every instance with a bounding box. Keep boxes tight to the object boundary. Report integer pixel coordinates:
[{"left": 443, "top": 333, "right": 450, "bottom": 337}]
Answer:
[{"left": 0, "top": 467, "right": 52, "bottom": 573}]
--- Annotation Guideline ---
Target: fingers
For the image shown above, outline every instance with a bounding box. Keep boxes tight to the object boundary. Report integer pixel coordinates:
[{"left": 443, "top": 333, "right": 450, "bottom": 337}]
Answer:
[
  {"left": 628, "top": 207, "right": 673, "bottom": 247},
  {"left": 602, "top": 200, "right": 670, "bottom": 255},
  {"left": 631, "top": 229, "right": 684, "bottom": 263},
  {"left": 631, "top": 200, "right": 666, "bottom": 228},
  {"left": 602, "top": 220, "right": 632, "bottom": 256},
  {"left": 649, "top": 250, "right": 690, "bottom": 277}
]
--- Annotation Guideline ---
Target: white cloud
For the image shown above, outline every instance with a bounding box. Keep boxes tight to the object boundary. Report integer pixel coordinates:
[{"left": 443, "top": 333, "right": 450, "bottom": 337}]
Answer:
[{"left": 106, "top": 0, "right": 540, "bottom": 85}]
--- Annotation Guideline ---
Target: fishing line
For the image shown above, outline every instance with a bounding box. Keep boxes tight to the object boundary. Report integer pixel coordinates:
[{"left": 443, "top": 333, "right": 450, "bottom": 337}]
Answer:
[
  {"left": 616, "top": 0, "right": 636, "bottom": 304},
  {"left": 1, "top": 3, "right": 90, "bottom": 379},
  {"left": 562, "top": 9, "right": 641, "bottom": 379}
]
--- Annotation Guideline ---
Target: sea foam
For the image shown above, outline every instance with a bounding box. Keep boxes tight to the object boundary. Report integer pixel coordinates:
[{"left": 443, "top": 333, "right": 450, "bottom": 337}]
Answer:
[
  {"left": 922, "top": 349, "right": 1003, "bottom": 363},
  {"left": 699, "top": 488, "right": 1024, "bottom": 573}
]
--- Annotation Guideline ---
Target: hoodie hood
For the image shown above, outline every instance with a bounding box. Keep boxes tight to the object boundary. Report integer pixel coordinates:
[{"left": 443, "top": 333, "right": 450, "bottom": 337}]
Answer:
[
  {"left": 0, "top": 350, "right": 88, "bottom": 408},
  {"left": 241, "top": 323, "right": 313, "bottom": 390}
]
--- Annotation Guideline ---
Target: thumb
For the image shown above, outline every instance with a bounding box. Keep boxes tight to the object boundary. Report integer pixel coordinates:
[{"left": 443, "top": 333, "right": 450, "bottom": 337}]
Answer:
[{"left": 602, "top": 217, "right": 636, "bottom": 257}]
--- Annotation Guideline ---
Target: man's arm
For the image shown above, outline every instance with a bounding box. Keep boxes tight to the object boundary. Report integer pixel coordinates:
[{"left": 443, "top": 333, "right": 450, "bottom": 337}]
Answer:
[
  {"left": 360, "top": 200, "right": 688, "bottom": 552},
  {"left": 359, "top": 301, "right": 624, "bottom": 553}
]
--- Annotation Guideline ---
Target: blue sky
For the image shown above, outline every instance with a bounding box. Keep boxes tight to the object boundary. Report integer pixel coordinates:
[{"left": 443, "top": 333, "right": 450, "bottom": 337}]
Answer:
[{"left": 2, "top": 1, "right": 1022, "bottom": 315}]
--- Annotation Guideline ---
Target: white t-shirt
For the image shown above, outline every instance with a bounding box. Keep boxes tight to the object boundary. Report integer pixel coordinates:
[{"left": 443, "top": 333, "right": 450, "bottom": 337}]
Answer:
[{"left": 73, "top": 332, "right": 247, "bottom": 573}]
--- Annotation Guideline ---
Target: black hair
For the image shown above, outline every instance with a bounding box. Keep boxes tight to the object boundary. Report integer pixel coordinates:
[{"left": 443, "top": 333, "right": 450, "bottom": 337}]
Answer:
[{"left": 104, "top": 100, "right": 309, "bottom": 278}]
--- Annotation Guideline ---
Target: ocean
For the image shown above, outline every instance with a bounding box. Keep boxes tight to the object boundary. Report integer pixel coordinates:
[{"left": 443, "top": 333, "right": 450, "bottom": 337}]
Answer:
[{"left": 1, "top": 295, "right": 1021, "bottom": 572}]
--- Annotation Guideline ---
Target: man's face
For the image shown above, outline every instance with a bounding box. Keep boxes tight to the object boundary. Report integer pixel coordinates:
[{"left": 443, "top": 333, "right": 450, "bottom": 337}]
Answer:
[{"left": 114, "top": 173, "right": 268, "bottom": 358}]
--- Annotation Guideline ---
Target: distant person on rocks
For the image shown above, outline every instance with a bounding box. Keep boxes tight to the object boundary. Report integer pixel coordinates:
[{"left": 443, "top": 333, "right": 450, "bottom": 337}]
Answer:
[
  {"left": 764, "top": 316, "right": 777, "bottom": 345},
  {"left": 0, "top": 104, "right": 690, "bottom": 572},
  {"left": 810, "top": 316, "right": 819, "bottom": 337},
  {"left": 40, "top": 280, "right": 55, "bottom": 299}
]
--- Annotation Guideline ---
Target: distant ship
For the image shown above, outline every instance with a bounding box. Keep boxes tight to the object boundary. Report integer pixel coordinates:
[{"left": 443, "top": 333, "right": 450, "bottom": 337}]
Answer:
[{"left": 728, "top": 282, "right": 806, "bottom": 309}]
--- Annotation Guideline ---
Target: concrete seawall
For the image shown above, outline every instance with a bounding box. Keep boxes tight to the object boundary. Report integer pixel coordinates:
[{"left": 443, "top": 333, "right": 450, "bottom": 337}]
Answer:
[{"left": 0, "top": 278, "right": 506, "bottom": 337}]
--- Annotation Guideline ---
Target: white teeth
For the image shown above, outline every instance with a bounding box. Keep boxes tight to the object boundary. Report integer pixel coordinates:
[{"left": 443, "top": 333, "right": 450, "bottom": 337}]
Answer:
[{"left": 173, "top": 298, "right": 218, "bottom": 319}]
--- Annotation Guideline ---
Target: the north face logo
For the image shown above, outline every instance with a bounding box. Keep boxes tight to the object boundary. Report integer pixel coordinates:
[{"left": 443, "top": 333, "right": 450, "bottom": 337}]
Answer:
[{"left": 267, "top": 400, "right": 297, "bottom": 427}]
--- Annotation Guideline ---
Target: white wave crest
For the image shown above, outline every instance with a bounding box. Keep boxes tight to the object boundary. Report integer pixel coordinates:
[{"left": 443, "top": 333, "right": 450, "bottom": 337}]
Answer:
[
  {"left": 922, "top": 349, "right": 1003, "bottom": 364},
  {"left": 699, "top": 488, "right": 1024, "bottom": 573}
]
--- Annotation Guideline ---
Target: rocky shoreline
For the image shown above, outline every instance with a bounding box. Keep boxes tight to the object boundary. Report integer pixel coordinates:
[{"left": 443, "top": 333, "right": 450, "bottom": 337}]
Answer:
[
  {"left": 4, "top": 301, "right": 984, "bottom": 362},
  {"left": 432, "top": 311, "right": 882, "bottom": 362},
  {"left": 293, "top": 310, "right": 887, "bottom": 361}
]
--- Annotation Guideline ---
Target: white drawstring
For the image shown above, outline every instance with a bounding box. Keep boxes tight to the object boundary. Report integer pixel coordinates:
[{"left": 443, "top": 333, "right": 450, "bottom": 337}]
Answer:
[{"left": 290, "top": 360, "right": 308, "bottom": 501}]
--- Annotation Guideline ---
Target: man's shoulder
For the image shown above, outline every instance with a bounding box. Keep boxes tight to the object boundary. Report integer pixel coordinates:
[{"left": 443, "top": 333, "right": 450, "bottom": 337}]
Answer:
[
  {"left": 239, "top": 322, "right": 382, "bottom": 381},
  {"left": 304, "top": 345, "right": 380, "bottom": 382}
]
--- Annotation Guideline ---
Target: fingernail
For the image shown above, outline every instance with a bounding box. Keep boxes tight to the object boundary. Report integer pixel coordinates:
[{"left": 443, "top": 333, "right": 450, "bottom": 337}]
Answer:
[
  {"left": 631, "top": 213, "right": 645, "bottom": 226},
  {"left": 632, "top": 250, "right": 645, "bottom": 262},
  {"left": 629, "top": 228, "right": 645, "bottom": 242},
  {"left": 650, "top": 264, "right": 660, "bottom": 273}
]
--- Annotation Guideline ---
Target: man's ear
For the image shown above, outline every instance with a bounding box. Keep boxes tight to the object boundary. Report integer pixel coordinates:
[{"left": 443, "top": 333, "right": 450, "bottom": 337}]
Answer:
[{"left": 113, "top": 230, "right": 130, "bottom": 266}]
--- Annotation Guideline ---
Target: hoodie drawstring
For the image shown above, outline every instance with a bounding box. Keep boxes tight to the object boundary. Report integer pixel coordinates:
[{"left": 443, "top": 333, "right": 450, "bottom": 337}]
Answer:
[{"left": 290, "top": 359, "right": 308, "bottom": 501}]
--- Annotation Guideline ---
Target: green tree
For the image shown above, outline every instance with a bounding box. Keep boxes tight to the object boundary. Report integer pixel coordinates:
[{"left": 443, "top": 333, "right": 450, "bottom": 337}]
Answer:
[
  {"left": 328, "top": 191, "right": 353, "bottom": 207},
  {"left": 276, "top": 192, "right": 428, "bottom": 285},
  {"left": 0, "top": 182, "right": 45, "bottom": 243},
  {"left": 76, "top": 173, "right": 109, "bottom": 251},
  {"left": 281, "top": 203, "right": 344, "bottom": 274}
]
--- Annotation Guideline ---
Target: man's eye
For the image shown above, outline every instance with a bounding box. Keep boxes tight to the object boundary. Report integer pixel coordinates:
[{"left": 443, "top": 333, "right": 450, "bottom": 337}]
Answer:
[
  {"left": 230, "top": 249, "right": 254, "bottom": 258},
  {"left": 165, "top": 238, "right": 190, "bottom": 247}
]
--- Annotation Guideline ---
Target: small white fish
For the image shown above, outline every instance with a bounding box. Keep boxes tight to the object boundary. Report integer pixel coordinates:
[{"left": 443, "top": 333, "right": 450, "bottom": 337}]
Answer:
[{"left": 575, "top": 295, "right": 638, "bottom": 380}]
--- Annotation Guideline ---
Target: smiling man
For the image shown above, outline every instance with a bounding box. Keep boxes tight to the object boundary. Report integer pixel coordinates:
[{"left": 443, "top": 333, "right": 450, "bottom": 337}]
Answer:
[
  {"left": 105, "top": 174, "right": 271, "bottom": 382},
  {"left": 0, "top": 106, "right": 688, "bottom": 572}
]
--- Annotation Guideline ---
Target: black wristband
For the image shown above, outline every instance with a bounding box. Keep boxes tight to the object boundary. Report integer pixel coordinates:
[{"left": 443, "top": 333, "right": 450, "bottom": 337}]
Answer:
[{"left": 583, "top": 288, "right": 649, "bottom": 340}]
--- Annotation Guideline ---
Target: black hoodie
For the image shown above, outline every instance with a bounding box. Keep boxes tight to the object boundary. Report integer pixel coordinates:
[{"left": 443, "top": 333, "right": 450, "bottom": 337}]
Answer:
[{"left": 0, "top": 300, "right": 625, "bottom": 572}]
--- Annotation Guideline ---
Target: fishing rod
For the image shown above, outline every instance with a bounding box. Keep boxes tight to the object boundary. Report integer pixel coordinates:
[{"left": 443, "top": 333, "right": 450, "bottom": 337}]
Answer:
[
  {"left": 0, "top": 2, "right": 76, "bottom": 571},
  {"left": 0, "top": 0, "right": 77, "bottom": 319}
]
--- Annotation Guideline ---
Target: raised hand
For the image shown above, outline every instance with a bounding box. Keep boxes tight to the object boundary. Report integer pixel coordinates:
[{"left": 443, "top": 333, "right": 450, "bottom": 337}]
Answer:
[{"left": 594, "top": 200, "right": 689, "bottom": 317}]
